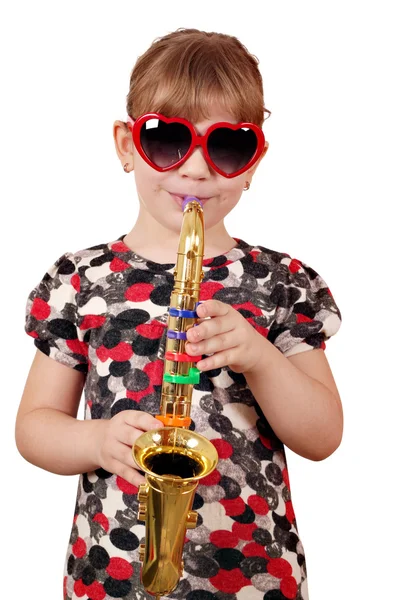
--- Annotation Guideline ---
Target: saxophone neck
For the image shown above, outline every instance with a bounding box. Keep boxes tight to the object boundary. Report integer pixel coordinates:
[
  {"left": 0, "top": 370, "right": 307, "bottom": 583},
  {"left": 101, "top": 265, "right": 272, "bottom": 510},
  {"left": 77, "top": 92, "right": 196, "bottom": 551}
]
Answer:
[{"left": 175, "top": 198, "right": 204, "bottom": 289}]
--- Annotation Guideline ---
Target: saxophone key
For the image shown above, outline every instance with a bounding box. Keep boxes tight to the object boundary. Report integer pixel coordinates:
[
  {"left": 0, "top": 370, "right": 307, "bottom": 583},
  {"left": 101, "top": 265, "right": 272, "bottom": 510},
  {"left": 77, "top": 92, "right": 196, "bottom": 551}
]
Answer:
[
  {"left": 138, "top": 483, "right": 149, "bottom": 502},
  {"left": 138, "top": 504, "right": 147, "bottom": 522},
  {"left": 163, "top": 367, "right": 200, "bottom": 384},
  {"left": 165, "top": 350, "right": 202, "bottom": 362},
  {"left": 186, "top": 510, "right": 198, "bottom": 529},
  {"left": 168, "top": 307, "right": 198, "bottom": 318},
  {"left": 139, "top": 543, "right": 145, "bottom": 562}
]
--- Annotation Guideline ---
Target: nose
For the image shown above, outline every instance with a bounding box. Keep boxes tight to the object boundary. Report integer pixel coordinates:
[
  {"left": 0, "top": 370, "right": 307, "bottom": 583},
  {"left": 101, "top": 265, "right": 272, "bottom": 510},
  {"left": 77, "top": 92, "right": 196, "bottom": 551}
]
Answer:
[{"left": 177, "top": 146, "right": 211, "bottom": 179}]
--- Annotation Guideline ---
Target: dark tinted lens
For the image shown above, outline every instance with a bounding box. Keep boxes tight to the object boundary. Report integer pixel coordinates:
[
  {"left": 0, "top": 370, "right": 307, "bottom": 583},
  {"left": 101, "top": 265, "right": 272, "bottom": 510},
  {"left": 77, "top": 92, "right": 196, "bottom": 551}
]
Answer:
[
  {"left": 208, "top": 127, "right": 258, "bottom": 174},
  {"left": 140, "top": 119, "right": 192, "bottom": 168}
]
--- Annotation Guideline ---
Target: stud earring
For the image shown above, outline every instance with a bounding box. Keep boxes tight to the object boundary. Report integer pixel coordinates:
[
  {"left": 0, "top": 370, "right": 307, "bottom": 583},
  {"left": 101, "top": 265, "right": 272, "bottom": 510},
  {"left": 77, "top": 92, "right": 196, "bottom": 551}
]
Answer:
[{"left": 243, "top": 181, "right": 250, "bottom": 191}]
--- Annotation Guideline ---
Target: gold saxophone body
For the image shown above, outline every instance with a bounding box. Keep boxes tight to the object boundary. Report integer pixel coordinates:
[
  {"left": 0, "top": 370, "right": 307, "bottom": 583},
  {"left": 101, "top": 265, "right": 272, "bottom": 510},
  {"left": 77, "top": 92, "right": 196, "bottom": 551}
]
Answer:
[{"left": 132, "top": 196, "right": 219, "bottom": 598}]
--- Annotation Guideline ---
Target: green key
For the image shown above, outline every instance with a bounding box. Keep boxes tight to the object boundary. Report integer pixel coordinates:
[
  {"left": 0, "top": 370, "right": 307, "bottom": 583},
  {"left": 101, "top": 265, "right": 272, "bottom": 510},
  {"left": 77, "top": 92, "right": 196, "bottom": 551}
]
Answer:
[{"left": 163, "top": 367, "right": 200, "bottom": 385}]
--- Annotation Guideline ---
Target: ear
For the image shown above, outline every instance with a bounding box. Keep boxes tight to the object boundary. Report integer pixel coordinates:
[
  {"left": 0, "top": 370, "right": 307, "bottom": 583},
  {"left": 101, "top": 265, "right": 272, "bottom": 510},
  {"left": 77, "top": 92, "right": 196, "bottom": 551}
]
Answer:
[
  {"left": 113, "top": 120, "right": 135, "bottom": 169},
  {"left": 246, "top": 141, "right": 269, "bottom": 178}
]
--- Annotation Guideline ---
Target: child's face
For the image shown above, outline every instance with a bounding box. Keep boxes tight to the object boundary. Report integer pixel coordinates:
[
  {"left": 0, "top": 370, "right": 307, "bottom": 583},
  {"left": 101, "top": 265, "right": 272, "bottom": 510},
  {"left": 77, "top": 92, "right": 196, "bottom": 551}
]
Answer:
[{"left": 114, "top": 104, "right": 268, "bottom": 235}]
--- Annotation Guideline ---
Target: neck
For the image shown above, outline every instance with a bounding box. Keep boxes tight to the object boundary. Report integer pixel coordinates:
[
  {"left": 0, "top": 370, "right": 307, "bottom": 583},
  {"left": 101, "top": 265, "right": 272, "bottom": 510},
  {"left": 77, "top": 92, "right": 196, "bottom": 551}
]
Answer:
[{"left": 123, "top": 204, "right": 237, "bottom": 263}]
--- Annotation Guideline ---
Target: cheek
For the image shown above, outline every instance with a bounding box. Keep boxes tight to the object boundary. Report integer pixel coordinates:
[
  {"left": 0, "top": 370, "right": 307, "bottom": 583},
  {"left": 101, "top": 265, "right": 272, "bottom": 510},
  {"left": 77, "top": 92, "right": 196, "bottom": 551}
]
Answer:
[
  {"left": 134, "top": 163, "right": 165, "bottom": 197},
  {"left": 220, "top": 182, "right": 244, "bottom": 206},
  {"left": 202, "top": 187, "right": 242, "bottom": 228},
  {"left": 133, "top": 147, "right": 163, "bottom": 181}
]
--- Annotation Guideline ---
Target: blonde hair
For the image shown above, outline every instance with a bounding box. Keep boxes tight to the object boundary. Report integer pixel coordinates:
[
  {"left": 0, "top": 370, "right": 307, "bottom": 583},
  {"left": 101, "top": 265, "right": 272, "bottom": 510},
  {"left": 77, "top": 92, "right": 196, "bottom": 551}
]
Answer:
[{"left": 126, "top": 28, "right": 271, "bottom": 128}]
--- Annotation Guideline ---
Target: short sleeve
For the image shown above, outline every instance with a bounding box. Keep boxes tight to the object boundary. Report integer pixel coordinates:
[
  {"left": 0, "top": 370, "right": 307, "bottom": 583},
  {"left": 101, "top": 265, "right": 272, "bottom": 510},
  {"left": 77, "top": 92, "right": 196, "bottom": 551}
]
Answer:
[
  {"left": 268, "top": 258, "right": 342, "bottom": 358},
  {"left": 24, "top": 252, "right": 88, "bottom": 373}
]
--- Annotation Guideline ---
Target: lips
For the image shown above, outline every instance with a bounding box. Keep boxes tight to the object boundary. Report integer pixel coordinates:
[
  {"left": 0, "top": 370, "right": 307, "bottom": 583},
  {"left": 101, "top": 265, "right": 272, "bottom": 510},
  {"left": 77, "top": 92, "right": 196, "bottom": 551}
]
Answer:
[
  {"left": 171, "top": 192, "right": 210, "bottom": 200},
  {"left": 169, "top": 192, "right": 211, "bottom": 206}
]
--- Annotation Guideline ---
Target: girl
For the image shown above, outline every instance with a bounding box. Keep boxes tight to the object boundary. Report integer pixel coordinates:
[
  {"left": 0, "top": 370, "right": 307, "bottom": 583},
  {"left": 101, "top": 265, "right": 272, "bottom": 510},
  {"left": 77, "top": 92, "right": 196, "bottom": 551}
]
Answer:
[{"left": 16, "top": 28, "right": 343, "bottom": 600}]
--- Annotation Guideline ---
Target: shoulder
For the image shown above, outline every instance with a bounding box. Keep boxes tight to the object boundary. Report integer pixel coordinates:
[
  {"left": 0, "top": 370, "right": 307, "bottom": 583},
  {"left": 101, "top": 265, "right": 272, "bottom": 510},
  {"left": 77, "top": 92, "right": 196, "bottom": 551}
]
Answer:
[
  {"left": 251, "top": 242, "right": 334, "bottom": 292},
  {"left": 69, "top": 236, "right": 126, "bottom": 285},
  {"left": 29, "top": 235, "right": 125, "bottom": 307},
  {"left": 245, "top": 241, "right": 342, "bottom": 341},
  {"left": 246, "top": 242, "right": 316, "bottom": 287},
  {"left": 254, "top": 248, "right": 342, "bottom": 355},
  {"left": 72, "top": 236, "right": 121, "bottom": 266}
]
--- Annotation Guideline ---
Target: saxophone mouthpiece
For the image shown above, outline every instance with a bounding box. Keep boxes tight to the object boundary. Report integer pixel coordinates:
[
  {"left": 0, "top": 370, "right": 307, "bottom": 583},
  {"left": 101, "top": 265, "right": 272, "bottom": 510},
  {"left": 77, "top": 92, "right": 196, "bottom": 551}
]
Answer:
[{"left": 182, "top": 195, "right": 203, "bottom": 211}]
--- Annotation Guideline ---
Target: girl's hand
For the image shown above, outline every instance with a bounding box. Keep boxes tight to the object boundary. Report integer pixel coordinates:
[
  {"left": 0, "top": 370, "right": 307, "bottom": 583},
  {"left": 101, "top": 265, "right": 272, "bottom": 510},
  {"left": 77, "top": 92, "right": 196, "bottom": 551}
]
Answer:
[
  {"left": 185, "top": 299, "right": 265, "bottom": 374},
  {"left": 93, "top": 411, "right": 163, "bottom": 486}
]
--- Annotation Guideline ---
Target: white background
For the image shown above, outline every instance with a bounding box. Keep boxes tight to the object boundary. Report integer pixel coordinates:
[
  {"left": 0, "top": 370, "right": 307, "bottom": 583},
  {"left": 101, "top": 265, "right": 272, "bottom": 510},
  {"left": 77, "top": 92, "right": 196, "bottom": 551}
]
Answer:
[{"left": 1, "top": 1, "right": 399, "bottom": 599}]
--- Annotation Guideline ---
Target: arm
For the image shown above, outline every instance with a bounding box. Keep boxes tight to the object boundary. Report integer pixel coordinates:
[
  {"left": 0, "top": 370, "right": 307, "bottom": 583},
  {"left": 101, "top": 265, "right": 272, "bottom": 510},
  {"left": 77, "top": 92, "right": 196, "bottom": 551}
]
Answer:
[
  {"left": 186, "top": 299, "right": 343, "bottom": 462},
  {"left": 15, "top": 350, "right": 103, "bottom": 475},
  {"left": 16, "top": 350, "right": 163, "bottom": 485},
  {"left": 244, "top": 341, "right": 343, "bottom": 461}
]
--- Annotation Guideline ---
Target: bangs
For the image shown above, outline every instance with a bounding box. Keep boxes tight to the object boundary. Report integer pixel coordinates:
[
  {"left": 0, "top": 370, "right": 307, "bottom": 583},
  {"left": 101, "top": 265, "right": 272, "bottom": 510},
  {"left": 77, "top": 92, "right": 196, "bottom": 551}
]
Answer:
[
  {"left": 137, "top": 79, "right": 261, "bottom": 126},
  {"left": 127, "top": 29, "right": 271, "bottom": 128}
]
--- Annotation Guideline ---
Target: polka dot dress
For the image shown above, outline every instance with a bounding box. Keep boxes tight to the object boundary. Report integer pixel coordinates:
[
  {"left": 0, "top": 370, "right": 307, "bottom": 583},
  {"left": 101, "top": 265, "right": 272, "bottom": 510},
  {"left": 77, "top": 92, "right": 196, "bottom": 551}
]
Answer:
[{"left": 24, "top": 235, "right": 342, "bottom": 600}]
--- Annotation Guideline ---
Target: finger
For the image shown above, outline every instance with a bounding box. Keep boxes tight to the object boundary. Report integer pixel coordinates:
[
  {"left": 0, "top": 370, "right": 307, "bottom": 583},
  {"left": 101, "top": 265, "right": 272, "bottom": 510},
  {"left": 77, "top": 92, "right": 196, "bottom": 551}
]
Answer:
[
  {"left": 123, "top": 410, "right": 163, "bottom": 431},
  {"left": 111, "top": 440, "right": 135, "bottom": 464},
  {"left": 111, "top": 442, "right": 146, "bottom": 480},
  {"left": 187, "top": 314, "right": 235, "bottom": 344},
  {"left": 186, "top": 329, "right": 237, "bottom": 357},
  {"left": 118, "top": 424, "right": 148, "bottom": 447},
  {"left": 112, "top": 459, "right": 146, "bottom": 486},
  {"left": 197, "top": 349, "right": 237, "bottom": 372},
  {"left": 196, "top": 299, "right": 229, "bottom": 319},
  {"left": 193, "top": 316, "right": 208, "bottom": 325}
]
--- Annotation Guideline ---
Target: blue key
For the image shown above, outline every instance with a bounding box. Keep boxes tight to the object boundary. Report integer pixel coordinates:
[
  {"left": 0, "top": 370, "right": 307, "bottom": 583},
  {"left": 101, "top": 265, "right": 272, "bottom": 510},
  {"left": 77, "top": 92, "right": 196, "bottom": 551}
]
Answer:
[
  {"left": 167, "top": 330, "right": 187, "bottom": 340},
  {"left": 169, "top": 307, "right": 197, "bottom": 319}
]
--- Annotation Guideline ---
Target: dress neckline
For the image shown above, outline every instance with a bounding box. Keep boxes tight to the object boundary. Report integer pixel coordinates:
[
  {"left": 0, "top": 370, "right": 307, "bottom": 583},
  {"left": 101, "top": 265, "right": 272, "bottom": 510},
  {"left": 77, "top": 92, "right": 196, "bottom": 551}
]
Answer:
[{"left": 110, "top": 234, "right": 253, "bottom": 271}]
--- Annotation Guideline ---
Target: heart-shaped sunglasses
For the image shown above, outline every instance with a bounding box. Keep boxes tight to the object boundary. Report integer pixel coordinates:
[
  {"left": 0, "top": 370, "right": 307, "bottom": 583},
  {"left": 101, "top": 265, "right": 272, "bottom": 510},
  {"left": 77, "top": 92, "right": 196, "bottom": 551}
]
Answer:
[{"left": 126, "top": 113, "right": 266, "bottom": 178}]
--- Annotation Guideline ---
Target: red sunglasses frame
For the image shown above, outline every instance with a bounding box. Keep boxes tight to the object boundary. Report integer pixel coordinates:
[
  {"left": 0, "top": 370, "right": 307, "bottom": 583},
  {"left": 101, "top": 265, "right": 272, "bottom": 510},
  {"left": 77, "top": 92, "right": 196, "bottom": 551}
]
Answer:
[{"left": 126, "top": 113, "right": 266, "bottom": 178}]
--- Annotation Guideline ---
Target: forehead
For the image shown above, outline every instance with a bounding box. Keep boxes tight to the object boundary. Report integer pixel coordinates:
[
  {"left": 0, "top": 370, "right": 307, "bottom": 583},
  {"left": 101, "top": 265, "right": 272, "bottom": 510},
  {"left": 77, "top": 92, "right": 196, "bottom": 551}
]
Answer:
[
  {"left": 194, "top": 114, "right": 237, "bottom": 135},
  {"left": 189, "top": 103, "right": 239, "bottom": 134},
  {"left": 145, "top": 92, "right": 243, "bottom": 133}
]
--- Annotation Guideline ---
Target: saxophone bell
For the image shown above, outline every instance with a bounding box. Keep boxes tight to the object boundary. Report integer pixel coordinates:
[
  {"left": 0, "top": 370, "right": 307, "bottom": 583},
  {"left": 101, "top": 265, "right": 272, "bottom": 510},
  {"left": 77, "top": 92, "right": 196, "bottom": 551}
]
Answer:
[{"left": 133, "top": 427, "right": 218, "bottom": 597}]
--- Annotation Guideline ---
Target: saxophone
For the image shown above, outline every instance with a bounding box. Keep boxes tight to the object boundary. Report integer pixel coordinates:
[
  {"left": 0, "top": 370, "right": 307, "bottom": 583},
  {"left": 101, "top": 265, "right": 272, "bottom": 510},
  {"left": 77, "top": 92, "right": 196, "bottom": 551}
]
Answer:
[{"left": 132, "top": 196, "right": 219, "bottom": 598}]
